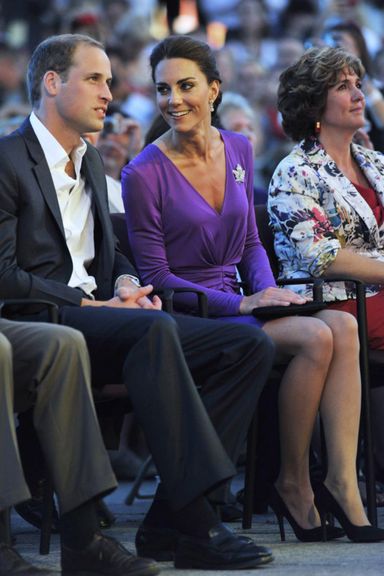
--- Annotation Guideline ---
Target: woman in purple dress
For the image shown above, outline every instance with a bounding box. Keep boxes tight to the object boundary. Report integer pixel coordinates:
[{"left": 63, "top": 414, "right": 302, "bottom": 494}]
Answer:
[{"left": 122, "top": 35, "right": 382, "bottom": 542}]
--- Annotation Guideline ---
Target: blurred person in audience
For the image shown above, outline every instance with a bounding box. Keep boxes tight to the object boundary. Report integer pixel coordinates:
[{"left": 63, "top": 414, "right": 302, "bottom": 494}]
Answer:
[
  {"left": 321, "top": 20, "right": 384, "bottom": 151},
  {"left": 214, "top": 45, "right": 238, "bottom": 93},
  {"left": 276, "top": 0, "right": 319, "bottom": 41},
  {"left": 219, "top": 92, "right": 263, "bottom": 156},
  {"left": 358, "top": 0, "right": 384, "bottom": 45},
  {"left": 269, "top": 45, "right": 384, "bottom": 502},
  {"left": 218, "top": 91, "right": 267, "bottom": 201},
  {"left": 0, "top": 42, "right": 29, "bottom": 107},
  {"left": 85, "top": 104, "right": 143, "bottom": 212},
  {"left": 113, "top": 35, "right": 157, "bottom": 133},
  {"left": 0, "top": 103, "right": 31, "bottom": 137},
  {"left": 232, "top": 0, "right": 270, "bottom": 59},
  {"left": 274, "top": 36, "right": 305, "bottom": 71},
  {"left": 373, "top": 47, "right": 384, "bottom": 89},
  {"left": 122, "top": 34, "right": 383, "bottom": 543},
  {"left": 103, "top": 0, "right": 131, "bottom": 32},
  {"left": 105, "top": 44, "right": 133, "bottom": 104},
  {"left": 0, "top": 32, "right": 276, "bottom": 570},
  {"left": 66, "top": 7, "right": 107, "bottom": 43},
  {"left": 321, "top": 0, "right": 381, "bottom": 56},
  {"left": 237, "top": 59, "right": 269, "bottom": 109},
  {"left": 1, "top": 0, "right": 57, "bottom": 51}
]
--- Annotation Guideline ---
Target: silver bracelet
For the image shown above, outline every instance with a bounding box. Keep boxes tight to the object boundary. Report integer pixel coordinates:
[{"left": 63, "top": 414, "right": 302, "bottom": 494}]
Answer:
[{"left": 114, "top": 274, "right": 141, "bottom": 294}]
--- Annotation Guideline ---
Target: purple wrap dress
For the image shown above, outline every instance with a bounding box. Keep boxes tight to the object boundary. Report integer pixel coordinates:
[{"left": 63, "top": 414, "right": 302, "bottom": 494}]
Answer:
[{"left": 122, "top": 130, "right": 276, "bottom": 326}]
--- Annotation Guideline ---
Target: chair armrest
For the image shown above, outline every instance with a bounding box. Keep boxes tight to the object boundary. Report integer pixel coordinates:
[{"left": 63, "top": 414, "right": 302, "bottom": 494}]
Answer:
[
  {"left": 153, "top": 289, "right": 175, "bottom": 313},
  {"left": 155, "top": 287, "right": 208, "bottom": 317},
  {"left": 276, "top": 277, "right": 325, "bottom": 302},
  {"left": 0, "top": 299, "right": 59, "bottom": 323}
]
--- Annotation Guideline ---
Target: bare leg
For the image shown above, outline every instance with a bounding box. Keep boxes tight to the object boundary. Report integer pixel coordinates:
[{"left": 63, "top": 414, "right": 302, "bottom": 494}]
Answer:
[
  {"left": 316, "top": 309, "right": 369, "bottom": 526},
  {"left": 263, "top": 315, "right": 333, "bottom": 529}
]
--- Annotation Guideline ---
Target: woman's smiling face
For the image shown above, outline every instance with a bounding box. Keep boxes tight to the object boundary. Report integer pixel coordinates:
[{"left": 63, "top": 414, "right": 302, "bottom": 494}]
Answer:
[{"left": 154, "top": 57, "right": 219, "bottom": 133}]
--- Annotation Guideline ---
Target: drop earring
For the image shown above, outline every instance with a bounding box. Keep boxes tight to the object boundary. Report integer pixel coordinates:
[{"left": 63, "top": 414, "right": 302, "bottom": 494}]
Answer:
[
  {"left": 209, "top": 100, "right": 215, "bottom": 113},
  {"left": 315, "top": 120, "right": 321, "bottom": 134}
]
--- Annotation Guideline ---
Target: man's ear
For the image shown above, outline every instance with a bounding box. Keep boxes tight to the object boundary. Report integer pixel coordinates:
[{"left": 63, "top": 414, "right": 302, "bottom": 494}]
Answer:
[{"left": 43, "top": 70, "right": 61, "bottom": 96}]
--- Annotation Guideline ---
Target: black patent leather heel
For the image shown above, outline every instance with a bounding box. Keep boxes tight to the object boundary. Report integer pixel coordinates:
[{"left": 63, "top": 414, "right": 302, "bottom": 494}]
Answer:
[{"left": 315, "top": 483, "right": 384, "bottom": 543}]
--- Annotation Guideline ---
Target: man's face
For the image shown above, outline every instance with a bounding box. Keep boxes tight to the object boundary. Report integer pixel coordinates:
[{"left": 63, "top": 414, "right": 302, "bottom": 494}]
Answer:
[{"left": 54, "top": 44, "right": 113, "bottom": 135}]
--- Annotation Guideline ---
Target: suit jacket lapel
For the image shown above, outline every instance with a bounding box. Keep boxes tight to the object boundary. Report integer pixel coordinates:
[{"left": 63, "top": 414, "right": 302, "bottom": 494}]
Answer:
[
  {"left": 19, "top": 119, "right": 66, "bottom": 237},
  {"left": 81, "top": 147, "right": 116, "bottom": 287}
]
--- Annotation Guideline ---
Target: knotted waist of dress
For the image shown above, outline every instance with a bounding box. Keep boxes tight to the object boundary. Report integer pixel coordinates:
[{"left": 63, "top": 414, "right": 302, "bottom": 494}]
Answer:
[{"left": 173, "top": 264, "right": 242, "bottom": 294}]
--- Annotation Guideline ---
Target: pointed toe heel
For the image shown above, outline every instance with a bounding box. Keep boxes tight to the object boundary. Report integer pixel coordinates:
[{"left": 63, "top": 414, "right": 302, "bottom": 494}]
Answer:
[
  {"left": 315, "top": 483, "right": 384, "bottom": 543},
  {"left": 269, "top": 486, "right": 326, "bottom": 543}
]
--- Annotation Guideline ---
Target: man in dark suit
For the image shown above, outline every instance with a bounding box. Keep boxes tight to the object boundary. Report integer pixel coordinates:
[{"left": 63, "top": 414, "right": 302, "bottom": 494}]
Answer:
[
  {"left": 0, "top": 33, "right": 275, "bottom": 571},
  {"left": 0, "top": 317, "right": 160, "bottom": 576}
]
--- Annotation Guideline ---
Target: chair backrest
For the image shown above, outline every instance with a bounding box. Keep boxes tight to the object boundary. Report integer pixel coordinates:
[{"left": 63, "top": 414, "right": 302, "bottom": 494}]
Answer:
[
  {"left": 110, "top": 212, "right": 137, "bottom": 267},
  {"left": 254, "top": 204, "right": 279, "bottom": 279}
]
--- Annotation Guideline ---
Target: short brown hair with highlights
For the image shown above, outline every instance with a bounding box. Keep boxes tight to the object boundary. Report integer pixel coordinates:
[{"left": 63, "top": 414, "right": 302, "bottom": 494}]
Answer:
[{"left": 278, "top": 46, "right": 365, "bottom": 142}]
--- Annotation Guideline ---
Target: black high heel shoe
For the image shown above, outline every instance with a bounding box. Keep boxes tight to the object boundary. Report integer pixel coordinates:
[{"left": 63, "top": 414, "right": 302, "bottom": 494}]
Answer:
[
  {"left": 315, "top": 483, "right": 384, "bottom": 543},
  {"left": 269, "top": 486, "right": 344, "bottom": 542}
]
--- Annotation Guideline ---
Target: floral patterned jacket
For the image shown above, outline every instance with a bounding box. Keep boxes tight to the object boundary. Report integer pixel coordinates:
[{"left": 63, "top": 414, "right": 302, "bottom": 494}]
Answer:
[{"left": 268, "top": 138, "right": 384, "bottom": 301}]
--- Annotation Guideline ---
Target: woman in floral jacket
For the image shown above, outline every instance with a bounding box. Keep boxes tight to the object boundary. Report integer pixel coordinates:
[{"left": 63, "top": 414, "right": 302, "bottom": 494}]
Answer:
[
  {"left": 269, "top": 45, "right": 384, "bottom": 511},
  {"left": 269, "top": 46, "right": 384, "bottom": 347}
]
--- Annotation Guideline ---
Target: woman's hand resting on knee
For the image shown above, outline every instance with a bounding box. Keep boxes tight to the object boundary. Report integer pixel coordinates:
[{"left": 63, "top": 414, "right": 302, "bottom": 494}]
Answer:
[{"left": 239, "top": 287, "right": 308, "bottom": 315}]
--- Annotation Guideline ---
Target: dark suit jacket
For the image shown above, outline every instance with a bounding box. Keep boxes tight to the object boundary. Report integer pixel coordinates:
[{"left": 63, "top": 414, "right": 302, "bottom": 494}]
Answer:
[{"left": 0, "top": 117, "right": 136, "bottom": 306}]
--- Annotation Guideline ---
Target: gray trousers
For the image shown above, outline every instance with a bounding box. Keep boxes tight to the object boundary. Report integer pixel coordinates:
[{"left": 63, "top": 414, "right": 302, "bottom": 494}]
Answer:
[{"left": 0, "top": 318, "right": 116, "bottom": 515}]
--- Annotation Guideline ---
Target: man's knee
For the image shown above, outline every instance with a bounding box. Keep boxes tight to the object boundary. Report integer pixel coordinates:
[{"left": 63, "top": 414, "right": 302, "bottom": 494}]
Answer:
[
  {"left": 0, "top": 333, "right": 12, "bottom": 363},
  {"left": 47, "top": 324, "right": 87, "bottom": 353},
  {"left": 37, "top": 325, "right": 88, "bottom": 370},
  {"left": 147, "top": 311, "right": 178, "bottom": 334}
]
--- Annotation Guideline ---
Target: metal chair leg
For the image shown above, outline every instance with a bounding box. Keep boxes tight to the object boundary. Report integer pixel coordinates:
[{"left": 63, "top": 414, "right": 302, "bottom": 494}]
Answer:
[
  {"left": 242, "top": 412, "right": 258, "bottom": 529},
  {"left": 356, "top": 282, "right": 377, "bottom": 526},
  {"left": 39, "top": 478, "right": 54, "bottom": 555},
  {"left": 0, "top": 509, "right": 12, "bottom": 546},
  {"left": 124, "top": 455, "right": 156, "bottom": 505}
]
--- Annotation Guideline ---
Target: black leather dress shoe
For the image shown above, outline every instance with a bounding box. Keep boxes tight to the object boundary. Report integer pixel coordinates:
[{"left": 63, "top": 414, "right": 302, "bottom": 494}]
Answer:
[
  {"left": 218, "top": 503, "right": 243, "bottom": 522},
  {"left": 135, "top": 523, "right": 256, "bottom": 562},
  {"left": 61, "top": 533, "right": 160, "bottom": 576},
  {"left": 174, "top": 523, "right": 274, "bottom": 570},
  {"left": 0, "top": 542, "right": 57, "bottom": 575},
  {"left": 14, "top": 498, "right": 59, "bottom": 533},
  {"left": 135, "top": 525, "right": 178, "bottom": 561}
]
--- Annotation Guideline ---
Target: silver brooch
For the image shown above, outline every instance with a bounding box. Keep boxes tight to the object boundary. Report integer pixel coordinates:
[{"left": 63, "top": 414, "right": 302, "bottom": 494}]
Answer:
[{"left": 232, "top": 164, "right": 245, "bottom": 183}]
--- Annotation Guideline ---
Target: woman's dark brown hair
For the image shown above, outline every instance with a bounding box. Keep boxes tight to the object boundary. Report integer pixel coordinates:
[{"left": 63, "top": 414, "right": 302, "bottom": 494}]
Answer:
[
  {"left": 149, "top": 34, "right": 223, "bottom": 116},
  {"left": 278, "top": 46, "right": 364, "bottom": 141}
]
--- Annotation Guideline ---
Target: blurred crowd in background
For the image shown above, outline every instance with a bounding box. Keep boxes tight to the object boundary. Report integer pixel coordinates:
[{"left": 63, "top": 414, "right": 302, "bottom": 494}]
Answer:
[{"left": 1, "top": 0, "right": 384, "bottom": 202}]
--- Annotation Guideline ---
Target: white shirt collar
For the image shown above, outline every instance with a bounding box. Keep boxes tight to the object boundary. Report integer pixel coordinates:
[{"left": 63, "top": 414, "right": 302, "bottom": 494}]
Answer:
[{"left": 30, "top": 111, "right": 87, "bottom": 173}]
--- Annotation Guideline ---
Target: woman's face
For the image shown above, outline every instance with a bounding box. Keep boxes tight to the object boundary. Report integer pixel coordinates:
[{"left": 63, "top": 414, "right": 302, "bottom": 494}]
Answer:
[
  {"left": 154, "top": 57, "right": 219, "bottom": 133},
  {"left": 321, "top": 68, "right": 366, "bottom": 134}
]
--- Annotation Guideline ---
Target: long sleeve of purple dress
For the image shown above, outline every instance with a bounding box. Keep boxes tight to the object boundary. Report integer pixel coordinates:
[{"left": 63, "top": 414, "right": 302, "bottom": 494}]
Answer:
[{"left": 122, "top": 130, "right": 276, "bottom": 318}]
